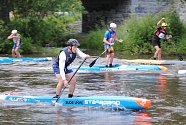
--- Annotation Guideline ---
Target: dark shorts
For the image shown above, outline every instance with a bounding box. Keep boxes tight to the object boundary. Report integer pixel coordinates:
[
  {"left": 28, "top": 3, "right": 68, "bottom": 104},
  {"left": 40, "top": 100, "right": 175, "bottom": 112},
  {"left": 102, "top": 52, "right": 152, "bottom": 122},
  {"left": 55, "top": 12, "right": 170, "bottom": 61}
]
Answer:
[
  {"left": 152, "top": 36, "right": 161, "bottom": 48},
  {"left": 12, "top": 43, "right": 22, "bottom": 49},
  {"left": 52, "top": 62, "right": 73, "bottom": 75}
]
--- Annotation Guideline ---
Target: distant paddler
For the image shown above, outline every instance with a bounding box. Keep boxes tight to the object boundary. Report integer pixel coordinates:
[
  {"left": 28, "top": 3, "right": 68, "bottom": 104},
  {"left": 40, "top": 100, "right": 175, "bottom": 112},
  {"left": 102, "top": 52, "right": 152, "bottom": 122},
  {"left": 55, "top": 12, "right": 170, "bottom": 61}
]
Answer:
[
  {"left": 103, "top": 23, "right": 123, "bottom": 68},
  {"left": 7, "top": 30, "right": 22, "bottom": 58},
  {"left": 151, "top": 18, "right": 172, "bottom": 60}
]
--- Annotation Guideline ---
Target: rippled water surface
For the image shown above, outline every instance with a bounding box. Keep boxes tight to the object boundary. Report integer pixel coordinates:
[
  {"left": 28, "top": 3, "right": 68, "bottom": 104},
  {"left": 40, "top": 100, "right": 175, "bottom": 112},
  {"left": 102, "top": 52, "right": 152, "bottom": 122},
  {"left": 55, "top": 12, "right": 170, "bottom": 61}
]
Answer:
[{"left": 0, "top": 56, "right": 186, "bottom": 125}]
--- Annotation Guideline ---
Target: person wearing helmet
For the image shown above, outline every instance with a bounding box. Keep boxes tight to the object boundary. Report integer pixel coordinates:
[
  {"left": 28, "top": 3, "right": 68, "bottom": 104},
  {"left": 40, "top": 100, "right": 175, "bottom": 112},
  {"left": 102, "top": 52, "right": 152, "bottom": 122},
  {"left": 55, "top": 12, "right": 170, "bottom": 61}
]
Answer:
[
  {"left": 103, "top": 23, "right": 123, "bottom": 67},
  {"left": 52, "top": 39, "right": 90, "bottom": 98},
  {"left": 7, "top": 30, "right": 22, "bottom": 58},
  {"left": 151, "top": 18, "right": 172, "bottom": 60}
]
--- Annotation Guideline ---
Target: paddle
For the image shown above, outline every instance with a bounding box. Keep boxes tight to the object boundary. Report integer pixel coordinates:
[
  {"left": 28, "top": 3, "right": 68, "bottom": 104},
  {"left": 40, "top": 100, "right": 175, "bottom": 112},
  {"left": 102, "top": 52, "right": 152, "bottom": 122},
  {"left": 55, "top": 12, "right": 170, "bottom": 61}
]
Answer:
[
  {"left": 55, "top": 58, "right": 87, "bottom": 102},
  {"left": 172, "top": 40, "right": 183, "bottom": 61},
  {"left": 89, "top": 49, "right": 107, "bottom": 67}
]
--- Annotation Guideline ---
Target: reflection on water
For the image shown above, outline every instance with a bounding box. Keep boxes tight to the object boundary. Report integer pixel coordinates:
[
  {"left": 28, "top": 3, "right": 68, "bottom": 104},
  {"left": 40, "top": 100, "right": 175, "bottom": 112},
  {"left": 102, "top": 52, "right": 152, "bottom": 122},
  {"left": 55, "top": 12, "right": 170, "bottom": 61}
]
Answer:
[
  {"left": 0, "top": 57, "right": 186, "bottom": 124},
  {"left": 156, "top": 75, "right": 168, "bottom": 96},
  {"left": 54, "top": 107, "right": 152, "bottom": 125}
]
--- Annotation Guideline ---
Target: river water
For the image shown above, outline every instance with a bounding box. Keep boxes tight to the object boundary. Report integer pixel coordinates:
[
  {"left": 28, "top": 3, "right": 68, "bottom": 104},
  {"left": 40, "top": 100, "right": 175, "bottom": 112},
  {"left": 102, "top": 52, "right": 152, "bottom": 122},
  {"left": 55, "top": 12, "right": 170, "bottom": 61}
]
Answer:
[{"left": 0, "top": 55, "right": 186, "bottom": 125}]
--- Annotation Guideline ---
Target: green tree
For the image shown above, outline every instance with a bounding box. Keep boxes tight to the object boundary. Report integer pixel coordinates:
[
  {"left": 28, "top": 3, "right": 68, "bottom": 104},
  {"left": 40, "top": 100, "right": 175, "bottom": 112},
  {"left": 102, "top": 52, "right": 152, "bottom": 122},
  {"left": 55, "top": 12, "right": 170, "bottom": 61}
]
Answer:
[
  {"left": 0, "top": 0, "right": 83, "bottom": 23},
  {"left": 0, "top": 0, "right": 12, "bottom": 23},
  {"left": 0, "top": 0, "right": 84, "bottom": 54}
]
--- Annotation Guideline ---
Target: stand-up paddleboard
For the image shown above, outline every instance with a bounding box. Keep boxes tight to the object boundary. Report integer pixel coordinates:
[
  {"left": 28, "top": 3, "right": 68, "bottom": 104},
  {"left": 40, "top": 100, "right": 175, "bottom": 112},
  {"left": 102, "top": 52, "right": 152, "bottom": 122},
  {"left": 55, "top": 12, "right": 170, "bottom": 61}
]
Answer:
[
  {"left": 0, "top": 57, "right": 52, "bottom": 64},
  {"left": 0, "top": 94, "right": 151, "bottom": 110},
  {"left": 126, "top": 59, "right": 185, "bottom": 65},
  {"left": 178, "top": 70, "right": 186, "bottom": 74},
  {"left": 73, "top": 64, "right": 168, "bottom": 72}
]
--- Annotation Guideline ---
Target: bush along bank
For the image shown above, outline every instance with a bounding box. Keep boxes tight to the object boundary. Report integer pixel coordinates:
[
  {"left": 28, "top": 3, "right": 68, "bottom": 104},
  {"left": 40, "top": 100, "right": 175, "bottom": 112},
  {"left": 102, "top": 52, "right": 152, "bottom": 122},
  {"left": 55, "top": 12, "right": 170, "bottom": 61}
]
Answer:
[{"left": 81, "top": 10, "right": 186, "bottom": 56}]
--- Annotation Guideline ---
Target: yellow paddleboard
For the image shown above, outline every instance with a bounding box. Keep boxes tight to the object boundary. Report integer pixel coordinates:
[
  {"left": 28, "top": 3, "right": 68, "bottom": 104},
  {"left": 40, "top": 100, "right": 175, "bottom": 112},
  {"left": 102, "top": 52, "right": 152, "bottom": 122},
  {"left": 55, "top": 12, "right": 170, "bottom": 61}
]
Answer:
[{"left": 126, "top": 59, "right": 185, "bottom": 65}]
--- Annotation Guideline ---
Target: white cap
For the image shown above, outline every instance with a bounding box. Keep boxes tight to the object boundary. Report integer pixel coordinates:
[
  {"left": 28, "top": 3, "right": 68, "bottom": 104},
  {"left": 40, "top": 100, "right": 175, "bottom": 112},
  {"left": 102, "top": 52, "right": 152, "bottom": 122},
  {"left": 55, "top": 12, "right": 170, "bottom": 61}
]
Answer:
[
  {"left": 11, "top": 30, "right": 17, "bottom": 34},
  {"left": 110, "top": 23, "right": 117, "bottom": 28}
]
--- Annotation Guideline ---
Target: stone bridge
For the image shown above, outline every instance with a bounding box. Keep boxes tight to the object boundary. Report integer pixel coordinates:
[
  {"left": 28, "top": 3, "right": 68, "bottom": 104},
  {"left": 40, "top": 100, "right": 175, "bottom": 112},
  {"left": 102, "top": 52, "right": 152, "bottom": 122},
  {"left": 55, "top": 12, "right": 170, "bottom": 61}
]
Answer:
[{"left": 81, "top": 0, "right": 170, "bottom": 32}]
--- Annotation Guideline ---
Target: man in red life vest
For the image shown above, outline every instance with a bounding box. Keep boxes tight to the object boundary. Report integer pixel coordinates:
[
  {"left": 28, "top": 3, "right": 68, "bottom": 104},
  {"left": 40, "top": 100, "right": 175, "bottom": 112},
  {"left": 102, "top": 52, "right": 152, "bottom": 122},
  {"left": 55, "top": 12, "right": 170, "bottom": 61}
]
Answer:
[{"left": 151, "top": 18, "right": 172, "bottom": 60}]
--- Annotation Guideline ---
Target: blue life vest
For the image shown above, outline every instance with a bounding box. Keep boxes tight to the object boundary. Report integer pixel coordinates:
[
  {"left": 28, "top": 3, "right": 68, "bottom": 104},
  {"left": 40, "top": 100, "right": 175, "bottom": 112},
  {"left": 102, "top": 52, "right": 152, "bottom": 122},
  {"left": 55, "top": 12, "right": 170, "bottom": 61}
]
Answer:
[
  {"left": 13, "top": 34, "right": 22, "bottom": 45},
  {"left": 54, "top": 47, "right": 76, "bottom": 68}
]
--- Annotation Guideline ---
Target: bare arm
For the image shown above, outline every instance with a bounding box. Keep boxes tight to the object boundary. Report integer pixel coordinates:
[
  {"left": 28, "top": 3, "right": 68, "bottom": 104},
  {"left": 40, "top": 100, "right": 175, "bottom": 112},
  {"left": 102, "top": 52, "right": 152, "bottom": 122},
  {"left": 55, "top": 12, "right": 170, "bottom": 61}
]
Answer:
[
  {"left": 157, "top": 18, "right": 165, "bottom": 28},
  {"left": 115, "top": 37, "right": 123, "bottom": 43},
  {"left": 165, "top": 35, "right": 172, "bottom": 40},
  {"left": 103, "top": 38, "right": 113, "bottom": 45},
  {"left": 7, "top": 34, "right": 16, "bottom": 39}
]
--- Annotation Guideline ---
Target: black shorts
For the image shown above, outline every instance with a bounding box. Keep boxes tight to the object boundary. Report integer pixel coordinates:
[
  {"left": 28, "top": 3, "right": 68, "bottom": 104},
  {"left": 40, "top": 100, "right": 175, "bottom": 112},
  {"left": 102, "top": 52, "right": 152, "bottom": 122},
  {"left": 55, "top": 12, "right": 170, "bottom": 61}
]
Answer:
[{"left": 152, "top": 35, "right": 161, "bottom": 48}]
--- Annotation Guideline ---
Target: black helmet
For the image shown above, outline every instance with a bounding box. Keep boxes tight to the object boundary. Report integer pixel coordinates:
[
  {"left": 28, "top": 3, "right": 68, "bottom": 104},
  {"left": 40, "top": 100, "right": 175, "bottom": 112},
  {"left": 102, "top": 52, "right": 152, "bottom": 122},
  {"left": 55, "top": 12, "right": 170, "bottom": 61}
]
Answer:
[{"left": 67, "top": 39, "right": 80, "bottom": 46}]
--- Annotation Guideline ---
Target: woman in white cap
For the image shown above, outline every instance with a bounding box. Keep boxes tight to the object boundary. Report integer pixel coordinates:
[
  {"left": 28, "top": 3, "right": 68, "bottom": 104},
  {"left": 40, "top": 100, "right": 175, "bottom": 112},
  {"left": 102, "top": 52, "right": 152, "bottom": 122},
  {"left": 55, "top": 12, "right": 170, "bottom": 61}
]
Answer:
[{"left": 7, "top": 30, "right": 22, "bottom": 58}]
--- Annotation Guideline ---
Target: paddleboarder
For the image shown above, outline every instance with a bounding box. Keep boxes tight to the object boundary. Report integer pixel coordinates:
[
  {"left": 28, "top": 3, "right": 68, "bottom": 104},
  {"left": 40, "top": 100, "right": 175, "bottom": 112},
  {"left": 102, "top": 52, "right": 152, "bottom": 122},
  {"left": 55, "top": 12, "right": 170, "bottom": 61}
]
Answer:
[
  {"left": 7, "top": 30, "right": 22, "bottom": 58},
  {"left": 52, "top": 39, "right": 90, "bottom": 98},
  {"left": 151, "top": 18, "right": 172, "bottom": 60},
  {"left": 103, "top": 23, "right": 123, "bottom": 67}
]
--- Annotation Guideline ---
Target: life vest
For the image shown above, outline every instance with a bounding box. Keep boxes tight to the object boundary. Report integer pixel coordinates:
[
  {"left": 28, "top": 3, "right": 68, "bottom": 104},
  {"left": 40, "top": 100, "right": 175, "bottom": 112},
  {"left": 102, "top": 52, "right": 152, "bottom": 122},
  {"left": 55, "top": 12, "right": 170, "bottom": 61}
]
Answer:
[
  {"left": 107, "top": 29, "right": 116, "bottom": 43},
  {"left": 154, "top": 27, "right": 167, "bottom": 39},
  {"left": 104, "top": 29, "right": 116, "bottom": 46},
  {"left": 54, "top": 47, "right": 76, "bottom": 67},
  {"left": 13, "top": 34, "right": 22, "bottom": 45}
]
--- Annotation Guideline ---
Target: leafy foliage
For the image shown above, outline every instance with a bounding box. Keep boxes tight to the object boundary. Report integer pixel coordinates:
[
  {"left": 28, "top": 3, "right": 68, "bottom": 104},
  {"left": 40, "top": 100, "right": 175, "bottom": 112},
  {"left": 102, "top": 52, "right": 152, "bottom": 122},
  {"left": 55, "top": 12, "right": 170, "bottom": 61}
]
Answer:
[
  {"left": 0, "top": 0, "right": 83, "bottom": 54},
  {"left": 81, "top": 30, "right": 105, "bottom": 49},
  {"left": 81, "top": 10, "right": 186, "bottom": 55}
]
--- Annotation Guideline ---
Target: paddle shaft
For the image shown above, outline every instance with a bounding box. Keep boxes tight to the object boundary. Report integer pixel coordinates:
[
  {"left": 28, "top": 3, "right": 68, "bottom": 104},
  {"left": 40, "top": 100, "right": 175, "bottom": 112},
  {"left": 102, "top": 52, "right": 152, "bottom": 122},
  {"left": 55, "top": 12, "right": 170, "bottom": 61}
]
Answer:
[
  {"left": 69, "top": 58, "right": 86, "bottom": 84},
  {"left": 95, "top": 49, "right": 107, "bottom": 60},
  {"left": 89, "top": 49, "right": 108, "bottom": 67}
]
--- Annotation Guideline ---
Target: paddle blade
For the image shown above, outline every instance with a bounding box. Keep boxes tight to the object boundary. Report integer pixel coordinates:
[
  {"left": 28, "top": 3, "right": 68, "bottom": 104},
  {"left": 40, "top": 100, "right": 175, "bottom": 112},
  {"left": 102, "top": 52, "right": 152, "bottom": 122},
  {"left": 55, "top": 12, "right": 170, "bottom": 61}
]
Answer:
[
  {"left": 89, "top": 60, "right": 96, "bottom": 67},
  {"left": 55, "top": 97, "right": 60, "bottom": 103}
]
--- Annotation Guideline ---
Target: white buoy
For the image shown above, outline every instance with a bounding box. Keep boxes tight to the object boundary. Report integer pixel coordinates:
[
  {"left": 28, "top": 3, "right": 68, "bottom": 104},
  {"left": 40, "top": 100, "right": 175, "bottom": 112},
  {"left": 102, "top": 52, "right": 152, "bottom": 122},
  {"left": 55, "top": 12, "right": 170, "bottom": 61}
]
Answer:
[{"left": 178, "top": 70, "right": 186, "bottom": 74}]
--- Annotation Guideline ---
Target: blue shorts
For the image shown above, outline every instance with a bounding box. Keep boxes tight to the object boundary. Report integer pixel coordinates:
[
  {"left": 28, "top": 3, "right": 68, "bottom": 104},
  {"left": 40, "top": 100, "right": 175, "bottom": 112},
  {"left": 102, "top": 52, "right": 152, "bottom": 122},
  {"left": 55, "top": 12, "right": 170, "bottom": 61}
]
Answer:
[
  {"left": 12, "top": 43, "right": 22, "bottom": 49},
  {"left": 52, "top": 62, "right": 73, "bottom": 75}
]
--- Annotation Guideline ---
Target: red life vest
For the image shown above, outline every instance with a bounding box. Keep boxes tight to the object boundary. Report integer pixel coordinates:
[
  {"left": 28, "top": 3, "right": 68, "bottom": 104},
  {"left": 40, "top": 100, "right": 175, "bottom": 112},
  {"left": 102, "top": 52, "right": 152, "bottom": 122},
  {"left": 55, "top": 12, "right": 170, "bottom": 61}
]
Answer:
[{"left": 155, "top": 27, "right": 167, "bottom": 39}]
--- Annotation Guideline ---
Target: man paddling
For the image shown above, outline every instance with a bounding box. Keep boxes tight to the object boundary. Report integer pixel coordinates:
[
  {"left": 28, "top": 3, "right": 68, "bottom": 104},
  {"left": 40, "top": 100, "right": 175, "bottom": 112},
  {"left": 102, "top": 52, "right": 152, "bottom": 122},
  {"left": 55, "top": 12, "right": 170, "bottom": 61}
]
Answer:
[
  {"left": 151, "top": 18, "right": 172, "bottom": 60},
  {"left": 103, "top": 23, "right": 123, "bottom": 67},
  {"left": 52, "top": 39, "right": 90, "bottom": 98},
  {"left": 7, "top": 30, "right": 22, "bottom": 58}
]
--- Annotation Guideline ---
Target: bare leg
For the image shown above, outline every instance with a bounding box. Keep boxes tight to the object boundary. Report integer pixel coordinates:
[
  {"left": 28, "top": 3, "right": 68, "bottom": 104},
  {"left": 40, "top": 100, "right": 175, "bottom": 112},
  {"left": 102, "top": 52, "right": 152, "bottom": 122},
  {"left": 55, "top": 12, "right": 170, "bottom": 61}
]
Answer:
[
  {"left": 66, "top": 73, "right": 76, "bottom": 95},
  {"left": 12, "top": 49, "right": 17, "bottom": 57},
  {"left": 109, "top": 53, "right": 114, "bottom": 64},
  {"left": 55, "top": 74, "right": 64, "bottom": 95},
  {"left": 106, "top": 53, "right": 110, "bottom": 66},
  {"left": 157, "top": 48, "right": 162, "bottom": 60},
  {"left": 15, "top": 48, "right": 21, "bottom": 58},
  {"left": 154, "top": 46, "right": 161, "bottom": 59}
]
